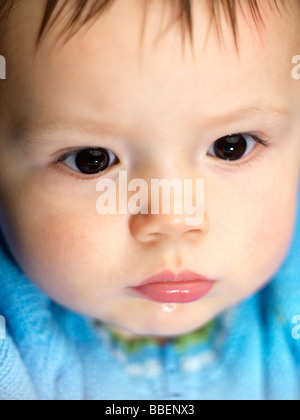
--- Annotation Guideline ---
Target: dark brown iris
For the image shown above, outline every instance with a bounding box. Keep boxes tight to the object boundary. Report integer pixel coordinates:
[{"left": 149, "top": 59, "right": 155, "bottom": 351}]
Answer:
[
  {"left": 75, "top": 148, "right": 110, "bottom": 174},
  {"left": 213, "top": 135, "right": 247, "bottom": 161}
]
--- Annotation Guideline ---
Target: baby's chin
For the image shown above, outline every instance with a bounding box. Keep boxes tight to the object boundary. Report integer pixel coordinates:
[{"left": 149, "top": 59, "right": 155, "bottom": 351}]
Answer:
[
  {"left": 99, "top": 300, "right": 221, "bottom": 339},
  {"left": 106, "top": 325, "right": 173, "bottom": 344}
]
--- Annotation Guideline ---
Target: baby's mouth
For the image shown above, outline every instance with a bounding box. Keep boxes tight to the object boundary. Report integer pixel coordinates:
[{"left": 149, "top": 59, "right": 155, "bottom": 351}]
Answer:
[{"left": 131, "top": 270, "right": 215, "bottom": 304}]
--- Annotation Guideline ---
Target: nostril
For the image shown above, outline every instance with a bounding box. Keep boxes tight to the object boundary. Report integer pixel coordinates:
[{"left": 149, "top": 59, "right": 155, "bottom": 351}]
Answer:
[
  {"left": 149, "top": 233, "right": 161, "bottom": 240},
  {"left": 187, "top": 230, "right": 202, "bottom": 239},
  {"left": 141, "top": 232, "right": 160, "bottom": 243}
]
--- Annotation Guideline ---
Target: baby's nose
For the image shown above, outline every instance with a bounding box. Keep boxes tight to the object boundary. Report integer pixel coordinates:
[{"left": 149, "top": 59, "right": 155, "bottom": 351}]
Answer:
[{"left": 129, "top": 212, "right": 209, "bottom": 243}]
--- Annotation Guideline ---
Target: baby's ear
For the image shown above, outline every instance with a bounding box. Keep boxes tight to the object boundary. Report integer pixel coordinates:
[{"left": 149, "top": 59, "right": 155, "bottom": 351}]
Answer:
[
  {"left": 298, "top": 138, "right": 300, "bottom": 174},
  {"left": 298, "top": 133, "right": 300, "bottom": 174},
  {"left": 298, "top": 105, "right": 300, "bottom": 173},
  {"left": 295, "top": 103, "right": 300, "bottom": 173}
]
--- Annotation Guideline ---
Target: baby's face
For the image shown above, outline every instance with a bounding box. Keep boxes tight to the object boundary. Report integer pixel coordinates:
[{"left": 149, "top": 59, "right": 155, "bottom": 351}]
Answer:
[{"left": 0, "top": 0, "right": 299, "bottom": 338}]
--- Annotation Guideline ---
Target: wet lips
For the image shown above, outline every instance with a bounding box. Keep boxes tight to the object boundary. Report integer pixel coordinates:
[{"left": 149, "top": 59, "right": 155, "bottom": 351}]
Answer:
[{"left": 132, "top": 270, "right": 215, "bottom": 304}]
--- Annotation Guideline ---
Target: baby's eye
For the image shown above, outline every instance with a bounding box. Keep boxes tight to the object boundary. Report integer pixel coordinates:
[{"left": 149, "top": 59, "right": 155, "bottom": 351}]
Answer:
[
  {"left": 207, "top": 133, "right": 263, "bottom": 161},
  {"left": 59, "top": 147, "right": 120, "bottom": 175}
]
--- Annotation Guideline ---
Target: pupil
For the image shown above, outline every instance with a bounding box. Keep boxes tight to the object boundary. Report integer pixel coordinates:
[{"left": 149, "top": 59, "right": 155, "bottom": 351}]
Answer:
[
  {"left": 213, "top": 135, "right": 247, "bottom": 161},
  {"left": 76, "top": 149, "right": 109, "bottom": 174}
]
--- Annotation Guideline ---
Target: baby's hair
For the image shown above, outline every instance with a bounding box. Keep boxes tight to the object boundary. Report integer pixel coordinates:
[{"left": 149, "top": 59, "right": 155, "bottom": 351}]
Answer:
[{"left": 0, "top": 0, "right": 286, "bottom": 50}]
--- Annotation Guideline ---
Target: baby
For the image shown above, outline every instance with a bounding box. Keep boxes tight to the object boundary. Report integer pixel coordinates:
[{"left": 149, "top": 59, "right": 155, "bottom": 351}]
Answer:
[{"left": 0, "top": 0, "right": 300, "bottom": 400}]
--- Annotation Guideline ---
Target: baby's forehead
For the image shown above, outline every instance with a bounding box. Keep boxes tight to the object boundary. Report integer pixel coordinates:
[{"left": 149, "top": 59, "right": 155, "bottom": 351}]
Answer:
[
  {"left": 0, "top": 0, "right": 292, "bottom": 52},
  {"left": 0, "top": 0, "right": 298, "bottom": 137}
]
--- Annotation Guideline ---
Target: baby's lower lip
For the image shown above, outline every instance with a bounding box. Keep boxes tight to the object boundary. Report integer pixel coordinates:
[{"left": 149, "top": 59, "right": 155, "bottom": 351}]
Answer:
[{"left": 132, "top": 280, "right": 215, "bottom": 304}]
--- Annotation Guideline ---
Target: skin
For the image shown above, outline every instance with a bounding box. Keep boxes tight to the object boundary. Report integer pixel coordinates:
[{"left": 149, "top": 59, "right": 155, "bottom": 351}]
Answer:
[{"left": 0, "top": 0, "right": 299, "bottom": 340}]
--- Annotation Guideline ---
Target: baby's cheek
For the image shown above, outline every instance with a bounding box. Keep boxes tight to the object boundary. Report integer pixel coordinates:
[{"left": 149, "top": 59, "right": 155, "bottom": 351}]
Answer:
[
  {"left": 237, "top": 180, "right": 297, "bottom": 290},
  {"left": 207, "top": 157, "right": 298, "bottom": 297},
  {"left": 33, "top": 213, "right": 121, "bottom": 303},
  {"left": 5, "top": 188, "right": 125, "bottom": 309}
]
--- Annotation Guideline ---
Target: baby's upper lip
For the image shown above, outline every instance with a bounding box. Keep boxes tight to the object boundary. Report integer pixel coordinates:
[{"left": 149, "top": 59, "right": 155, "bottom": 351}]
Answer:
[{"left": 135, "top": 270, "right": 214, "bottom": 287}]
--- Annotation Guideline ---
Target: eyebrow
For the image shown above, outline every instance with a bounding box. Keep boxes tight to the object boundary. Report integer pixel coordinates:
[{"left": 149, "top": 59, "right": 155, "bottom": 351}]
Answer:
[
  {"left": 15, "top": 103, "right": 288, "bottom": 143},
  {"left": 205, "top": 104, "right": 288, "bottom": 127},
  {"left": 13, "top": 118, "right": 119, "bottom": 144}
]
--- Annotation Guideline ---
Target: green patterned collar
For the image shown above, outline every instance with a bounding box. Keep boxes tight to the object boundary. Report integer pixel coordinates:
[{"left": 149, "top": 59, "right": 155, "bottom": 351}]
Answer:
[{"left": 95, "top": 320, "right": 218, "bottom": 355}]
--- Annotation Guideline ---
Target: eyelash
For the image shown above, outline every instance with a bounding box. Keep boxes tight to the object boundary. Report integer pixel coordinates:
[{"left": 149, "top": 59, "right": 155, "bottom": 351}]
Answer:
[
  {"left": 51, "top": 132, "right": 271, "bottom": 180},
  {"left": 243, "top": 133, "right": 269, "bottom": 147}
]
